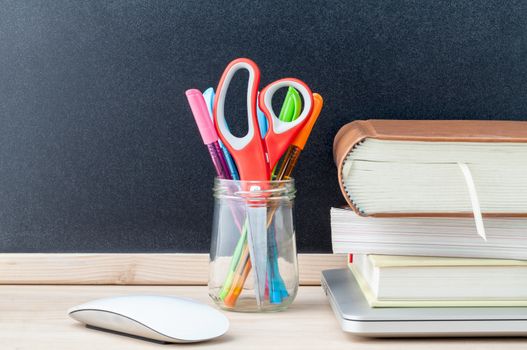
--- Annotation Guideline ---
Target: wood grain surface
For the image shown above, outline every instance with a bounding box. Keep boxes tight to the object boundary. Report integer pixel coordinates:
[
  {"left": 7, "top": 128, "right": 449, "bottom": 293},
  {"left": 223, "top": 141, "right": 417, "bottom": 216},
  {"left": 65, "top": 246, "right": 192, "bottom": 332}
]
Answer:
[
  {"left": 1, "top": 285, "right": 526, "bottom": 350},
  {"left": 0, "top": 253, "right": 346, "bottom": 285}
]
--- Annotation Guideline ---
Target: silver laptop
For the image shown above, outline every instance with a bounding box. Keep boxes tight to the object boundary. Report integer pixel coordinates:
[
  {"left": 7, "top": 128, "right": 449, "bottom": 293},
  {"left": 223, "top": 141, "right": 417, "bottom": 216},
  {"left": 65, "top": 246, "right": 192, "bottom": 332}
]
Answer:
[{"left": 321, "top": 268, "right": 527, "bottom": 337}]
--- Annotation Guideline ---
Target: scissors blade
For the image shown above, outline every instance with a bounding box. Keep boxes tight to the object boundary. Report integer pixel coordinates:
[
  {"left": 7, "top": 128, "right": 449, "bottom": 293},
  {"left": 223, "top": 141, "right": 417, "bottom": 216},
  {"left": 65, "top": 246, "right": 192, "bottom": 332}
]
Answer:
[{"left": 246, "top": 204, "right": 267, "bottom": 307}]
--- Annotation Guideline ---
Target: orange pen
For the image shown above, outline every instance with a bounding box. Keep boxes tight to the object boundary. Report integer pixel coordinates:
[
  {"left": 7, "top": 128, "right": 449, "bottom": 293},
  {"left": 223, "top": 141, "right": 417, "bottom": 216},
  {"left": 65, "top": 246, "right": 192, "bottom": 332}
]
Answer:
[
  {"left": 274, "top": 94, "right": 324, "bottom": 180},
  {"left": 224, "top": 245, "right": 252, "bottom": 308}
]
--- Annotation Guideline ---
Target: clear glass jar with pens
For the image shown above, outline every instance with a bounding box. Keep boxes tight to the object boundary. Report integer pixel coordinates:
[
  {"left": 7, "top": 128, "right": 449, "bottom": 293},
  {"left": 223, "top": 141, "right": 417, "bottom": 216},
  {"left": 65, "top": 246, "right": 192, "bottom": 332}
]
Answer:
[
  {"left": 186, "top": 57, "right": 323, "bottom": 312},
  {"left": 208, "top": 178, "right": 298, "bottom": 312}
]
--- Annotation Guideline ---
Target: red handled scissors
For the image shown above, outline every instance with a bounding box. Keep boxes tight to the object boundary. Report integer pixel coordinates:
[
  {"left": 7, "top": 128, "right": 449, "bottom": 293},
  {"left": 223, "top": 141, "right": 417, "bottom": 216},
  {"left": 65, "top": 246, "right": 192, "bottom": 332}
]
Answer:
[{"left": 213, "top": 58, "right": 313, "bottom": 181}]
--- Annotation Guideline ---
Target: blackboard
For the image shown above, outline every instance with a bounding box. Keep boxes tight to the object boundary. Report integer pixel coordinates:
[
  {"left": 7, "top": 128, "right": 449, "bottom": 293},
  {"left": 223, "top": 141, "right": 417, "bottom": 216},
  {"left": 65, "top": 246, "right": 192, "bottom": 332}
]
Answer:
[{"left": 1, "top": 1, "right": 527, "bottom": 253}]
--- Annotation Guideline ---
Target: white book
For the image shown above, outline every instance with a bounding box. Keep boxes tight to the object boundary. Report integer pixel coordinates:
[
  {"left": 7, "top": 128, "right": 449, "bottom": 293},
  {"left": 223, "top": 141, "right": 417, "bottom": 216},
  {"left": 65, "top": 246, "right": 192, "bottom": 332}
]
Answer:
[
  {"left": 331, "top": 207, "right": 527, "bottom": 260},
  {"left": 350, "top": 254, "right": 527, "bottom": 307},
  {"left": 340, "top": 139, "right": 527, "bottom": 215}
]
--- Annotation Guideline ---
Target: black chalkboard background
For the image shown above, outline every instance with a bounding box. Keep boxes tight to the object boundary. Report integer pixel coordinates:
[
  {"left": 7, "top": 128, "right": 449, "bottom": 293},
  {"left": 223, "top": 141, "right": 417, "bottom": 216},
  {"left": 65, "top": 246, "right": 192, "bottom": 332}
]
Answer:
[{"left": 1, "top": 1, "right": 527, "bottom": 252}]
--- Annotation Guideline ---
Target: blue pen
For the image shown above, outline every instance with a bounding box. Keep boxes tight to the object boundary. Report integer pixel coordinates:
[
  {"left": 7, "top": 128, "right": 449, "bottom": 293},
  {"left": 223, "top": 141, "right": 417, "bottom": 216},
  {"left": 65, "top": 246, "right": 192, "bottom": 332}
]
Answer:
[{"left": 202, "top": 88, "right": 240, "bottom": 180}]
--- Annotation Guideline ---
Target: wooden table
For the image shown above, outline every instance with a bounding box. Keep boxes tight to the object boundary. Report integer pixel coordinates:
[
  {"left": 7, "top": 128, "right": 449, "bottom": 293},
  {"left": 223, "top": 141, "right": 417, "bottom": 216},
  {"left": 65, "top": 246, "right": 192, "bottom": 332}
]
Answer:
[{"left": 1, "top": 285, "right": 526, "bottom": 349}]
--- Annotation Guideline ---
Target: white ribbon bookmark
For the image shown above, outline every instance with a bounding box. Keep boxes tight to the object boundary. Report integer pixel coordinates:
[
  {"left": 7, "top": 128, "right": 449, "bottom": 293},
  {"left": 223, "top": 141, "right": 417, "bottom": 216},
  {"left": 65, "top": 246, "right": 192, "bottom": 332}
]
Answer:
[{"left": 457, "top": 162, "right": 487, "bottom": 241}]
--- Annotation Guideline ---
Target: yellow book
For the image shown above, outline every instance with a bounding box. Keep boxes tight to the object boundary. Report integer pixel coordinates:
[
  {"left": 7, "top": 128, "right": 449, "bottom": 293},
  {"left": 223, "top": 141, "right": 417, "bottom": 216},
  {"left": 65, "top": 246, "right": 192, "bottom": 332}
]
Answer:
[{"left": 349, "top": 254, "right": 527, "bottom": 308}]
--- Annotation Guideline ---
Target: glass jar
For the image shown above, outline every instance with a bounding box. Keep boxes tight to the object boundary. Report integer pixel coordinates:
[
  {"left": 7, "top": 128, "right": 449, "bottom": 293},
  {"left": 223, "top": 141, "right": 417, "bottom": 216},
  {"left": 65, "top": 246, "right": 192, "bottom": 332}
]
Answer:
[{"left": 208, "top": 178, "right": 299, "bottom": 312}]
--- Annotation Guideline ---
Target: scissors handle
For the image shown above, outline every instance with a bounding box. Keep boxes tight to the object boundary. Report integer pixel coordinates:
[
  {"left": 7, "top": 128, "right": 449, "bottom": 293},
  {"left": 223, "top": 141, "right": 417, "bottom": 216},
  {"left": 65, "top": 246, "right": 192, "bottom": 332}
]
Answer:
[
  {"left": 213, "top": 58, "right": 269, "bottom": 181},
  {"left": 259, "top": 78, "right": 313, "bottom": 170}
]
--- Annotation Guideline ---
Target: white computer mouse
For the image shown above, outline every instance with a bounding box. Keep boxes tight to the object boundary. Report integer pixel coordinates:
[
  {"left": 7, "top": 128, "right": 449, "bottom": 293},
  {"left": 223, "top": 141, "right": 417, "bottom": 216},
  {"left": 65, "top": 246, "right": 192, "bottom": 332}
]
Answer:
[{"left": 68, "top": 295, "right": 229, "bottom": 343}]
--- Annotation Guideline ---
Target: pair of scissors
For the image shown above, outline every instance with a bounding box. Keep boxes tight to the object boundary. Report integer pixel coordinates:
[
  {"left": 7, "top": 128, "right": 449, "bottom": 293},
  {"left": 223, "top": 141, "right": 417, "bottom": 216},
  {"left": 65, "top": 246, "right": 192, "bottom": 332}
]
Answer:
[{"left": 213, "top": 58, "right": 313, "bottom": 181}]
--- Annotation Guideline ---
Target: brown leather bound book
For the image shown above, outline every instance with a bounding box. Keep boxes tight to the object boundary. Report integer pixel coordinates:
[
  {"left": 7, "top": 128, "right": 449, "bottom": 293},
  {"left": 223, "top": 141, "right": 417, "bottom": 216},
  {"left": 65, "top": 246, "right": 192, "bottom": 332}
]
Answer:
[{"left": 333, "top": 120, "right": 527, "bottom": 217}]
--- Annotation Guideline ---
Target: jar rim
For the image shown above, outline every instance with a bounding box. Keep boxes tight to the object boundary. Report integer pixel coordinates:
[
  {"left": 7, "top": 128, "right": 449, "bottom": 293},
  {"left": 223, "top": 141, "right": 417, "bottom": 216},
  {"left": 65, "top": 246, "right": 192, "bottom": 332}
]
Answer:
[
  {"left": 214, "top": 177, "right": 295, "bottom": 185},
  {"left": 213, "top": 177, "right": 296, "bottom": 200}
]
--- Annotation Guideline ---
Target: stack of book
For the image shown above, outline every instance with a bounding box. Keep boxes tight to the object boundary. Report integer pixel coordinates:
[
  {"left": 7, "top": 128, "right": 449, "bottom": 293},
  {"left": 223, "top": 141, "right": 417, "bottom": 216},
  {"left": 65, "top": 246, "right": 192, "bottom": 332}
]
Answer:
[{"left": 331, "top": 120, "right": 527, "bottom": 308}]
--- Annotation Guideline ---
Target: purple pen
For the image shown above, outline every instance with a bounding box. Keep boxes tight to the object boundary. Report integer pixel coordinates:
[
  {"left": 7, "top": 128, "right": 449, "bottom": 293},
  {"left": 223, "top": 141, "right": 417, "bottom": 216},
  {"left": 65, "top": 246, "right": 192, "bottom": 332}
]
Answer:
[
  {"left": 185, "top": 89, "right": 232, "bottom": 179},
  {"left": 207, "top": 142, "right": 231, "bottom": 180}
]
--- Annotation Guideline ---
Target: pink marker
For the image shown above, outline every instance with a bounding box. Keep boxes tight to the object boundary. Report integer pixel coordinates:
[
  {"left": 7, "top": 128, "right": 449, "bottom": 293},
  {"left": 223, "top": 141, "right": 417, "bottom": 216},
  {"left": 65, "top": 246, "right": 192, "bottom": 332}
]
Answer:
[{"left": 185, "top": 89, "right": 231, "bottom": 179}]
